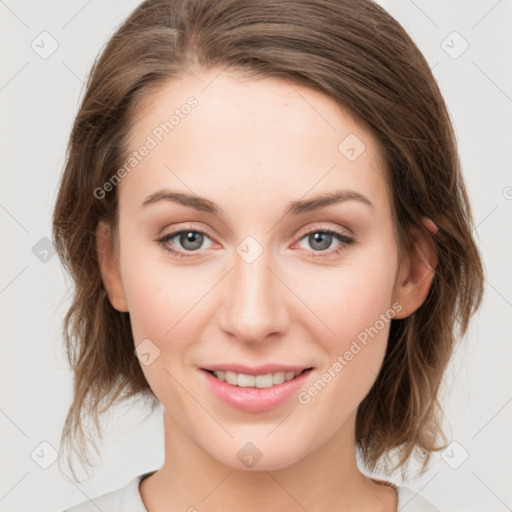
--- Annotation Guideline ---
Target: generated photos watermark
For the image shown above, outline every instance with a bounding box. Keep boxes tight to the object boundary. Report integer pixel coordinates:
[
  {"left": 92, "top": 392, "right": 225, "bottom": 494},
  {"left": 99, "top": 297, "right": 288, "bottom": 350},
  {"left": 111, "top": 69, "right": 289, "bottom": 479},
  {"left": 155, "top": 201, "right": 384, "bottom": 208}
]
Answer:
[
  {"left": 297, "top": 301, "right": 403, "bottom": 405},
  {"left": 93, "top": 96, "right": 199, "bottom": 200}
]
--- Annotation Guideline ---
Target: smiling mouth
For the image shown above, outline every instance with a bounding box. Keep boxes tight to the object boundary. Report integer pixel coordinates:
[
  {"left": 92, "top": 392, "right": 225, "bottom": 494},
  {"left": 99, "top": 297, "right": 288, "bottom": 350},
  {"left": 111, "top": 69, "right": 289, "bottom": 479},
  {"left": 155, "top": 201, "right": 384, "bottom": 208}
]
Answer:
[{"left": 203, "top": 368, "right": 313, "bottom": 388}]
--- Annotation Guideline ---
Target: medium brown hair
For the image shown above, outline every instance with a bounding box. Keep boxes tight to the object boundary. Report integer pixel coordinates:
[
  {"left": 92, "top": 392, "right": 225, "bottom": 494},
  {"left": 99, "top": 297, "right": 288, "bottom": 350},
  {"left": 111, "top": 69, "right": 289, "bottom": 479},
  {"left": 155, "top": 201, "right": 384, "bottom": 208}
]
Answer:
[{"left": 52, "top": 0, "right": 484, "bottom": 480}]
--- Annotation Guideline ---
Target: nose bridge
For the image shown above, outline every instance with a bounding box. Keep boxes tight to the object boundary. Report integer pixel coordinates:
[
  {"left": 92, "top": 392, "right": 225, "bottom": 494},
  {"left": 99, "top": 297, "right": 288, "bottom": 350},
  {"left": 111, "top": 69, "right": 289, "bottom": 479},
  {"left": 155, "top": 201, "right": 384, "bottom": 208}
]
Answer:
[{"left": 220, "top": 239, "right": 288, "bottom": 343}]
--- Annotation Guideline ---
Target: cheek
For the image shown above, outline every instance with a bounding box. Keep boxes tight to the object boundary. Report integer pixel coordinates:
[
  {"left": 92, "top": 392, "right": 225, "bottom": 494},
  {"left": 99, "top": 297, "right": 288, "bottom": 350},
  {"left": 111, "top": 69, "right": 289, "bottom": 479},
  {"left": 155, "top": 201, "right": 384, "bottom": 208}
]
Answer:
[
  {"left": 120, "top": 255, "right": 206, "bottom": 406},
  {"left": 296, "top": 288, "right": 396, "bottom": 419},
  {"left": 119, "top": 235, "right": 205, "bottom": 343},
  {"left": 126, "top": 277, "right": 206, "bottom": 365},
  {"left": 307, "top": 239, "right": 397, "bottom": 335},
  {"left": 301, "top": 238, "right": 398, "bottom": 391}
]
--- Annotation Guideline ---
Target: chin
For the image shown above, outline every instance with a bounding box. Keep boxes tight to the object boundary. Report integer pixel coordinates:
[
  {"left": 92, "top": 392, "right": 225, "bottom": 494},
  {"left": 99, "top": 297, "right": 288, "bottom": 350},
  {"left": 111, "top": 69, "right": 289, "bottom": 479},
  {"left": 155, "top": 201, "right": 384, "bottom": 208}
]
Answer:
[{"left": 203, "top": 437, "right": 310, "bottom": 472}]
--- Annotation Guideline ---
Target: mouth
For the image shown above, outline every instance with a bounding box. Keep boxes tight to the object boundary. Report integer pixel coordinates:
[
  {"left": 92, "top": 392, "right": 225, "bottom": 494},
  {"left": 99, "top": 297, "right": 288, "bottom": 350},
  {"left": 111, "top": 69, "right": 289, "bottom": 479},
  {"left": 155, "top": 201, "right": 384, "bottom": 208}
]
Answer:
[
  {"left": 200, "top": 365, "right": 315, "bottom": 412},
  {"left": 201, "top": 367, "right": 314, "bottom": 389}
]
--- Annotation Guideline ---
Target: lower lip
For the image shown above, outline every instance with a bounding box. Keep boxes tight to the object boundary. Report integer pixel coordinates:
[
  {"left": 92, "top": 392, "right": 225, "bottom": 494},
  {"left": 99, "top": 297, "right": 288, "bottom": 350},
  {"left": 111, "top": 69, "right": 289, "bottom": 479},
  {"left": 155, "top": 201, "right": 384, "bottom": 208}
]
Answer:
[{"left": 201, "top": 369, "right": 313, "bottom": 413}]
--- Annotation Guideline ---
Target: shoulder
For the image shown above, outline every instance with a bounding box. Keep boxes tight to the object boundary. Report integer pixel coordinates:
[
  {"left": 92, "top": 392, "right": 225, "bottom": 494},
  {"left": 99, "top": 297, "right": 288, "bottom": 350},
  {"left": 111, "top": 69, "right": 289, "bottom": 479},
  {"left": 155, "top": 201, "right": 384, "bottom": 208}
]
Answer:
[
  {"left": 62, "top": 472, "right": 153, "bottom": 512},
  {"left": 396, "top": 485, "right": 441, "bottom": 511}
]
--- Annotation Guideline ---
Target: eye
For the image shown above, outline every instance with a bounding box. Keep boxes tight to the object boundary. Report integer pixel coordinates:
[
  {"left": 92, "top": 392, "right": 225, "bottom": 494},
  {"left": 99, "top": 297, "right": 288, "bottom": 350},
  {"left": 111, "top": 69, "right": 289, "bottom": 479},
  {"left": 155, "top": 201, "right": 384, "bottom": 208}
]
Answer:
[
  {"left": 157, "top": 226, "right": 214, "bottom": 258},
  {"left": 295, "top": 228, "right": 355, "bottom": 258},
  {"left": 156, "top": 225, "right": 355, "bottom": 259}
]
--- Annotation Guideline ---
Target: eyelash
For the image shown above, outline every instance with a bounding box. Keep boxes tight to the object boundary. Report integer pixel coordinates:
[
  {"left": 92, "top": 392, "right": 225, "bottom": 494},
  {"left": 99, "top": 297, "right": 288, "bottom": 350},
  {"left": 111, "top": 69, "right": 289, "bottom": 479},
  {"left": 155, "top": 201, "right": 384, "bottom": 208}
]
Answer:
[{"left": 156, "top": 225, "right": 355, "bottom": 259}]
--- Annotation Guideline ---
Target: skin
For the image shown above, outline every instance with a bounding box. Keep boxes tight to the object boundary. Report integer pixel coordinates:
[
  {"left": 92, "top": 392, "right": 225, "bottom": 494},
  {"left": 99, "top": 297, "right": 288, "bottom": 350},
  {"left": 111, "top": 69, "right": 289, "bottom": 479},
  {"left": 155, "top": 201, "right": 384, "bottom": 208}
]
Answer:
[{"left": 96, "top": 68, "right": 436, "bottom": 512}]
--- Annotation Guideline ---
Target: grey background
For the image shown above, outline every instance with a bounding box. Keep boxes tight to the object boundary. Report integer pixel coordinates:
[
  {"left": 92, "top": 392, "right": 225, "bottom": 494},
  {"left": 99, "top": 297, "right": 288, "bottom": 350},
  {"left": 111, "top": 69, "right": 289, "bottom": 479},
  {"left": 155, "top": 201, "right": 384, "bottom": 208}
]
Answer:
[{"left": 1, "top": 0, "right": 511, "bottom": 511}]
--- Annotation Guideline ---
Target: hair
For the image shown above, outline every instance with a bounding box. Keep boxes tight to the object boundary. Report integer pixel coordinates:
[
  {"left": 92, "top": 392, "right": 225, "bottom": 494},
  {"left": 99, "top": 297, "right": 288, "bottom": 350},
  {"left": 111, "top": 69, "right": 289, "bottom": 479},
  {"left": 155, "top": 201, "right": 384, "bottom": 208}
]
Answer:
[{"left": 52, "top": 0, "right": 484, "bottom": 481}]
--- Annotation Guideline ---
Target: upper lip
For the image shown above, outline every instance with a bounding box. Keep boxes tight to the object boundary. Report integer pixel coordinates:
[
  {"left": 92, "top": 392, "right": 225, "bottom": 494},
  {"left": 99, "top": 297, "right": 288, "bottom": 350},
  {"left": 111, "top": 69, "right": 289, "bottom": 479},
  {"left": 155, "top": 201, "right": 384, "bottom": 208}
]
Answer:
[{"left": 200, "top": 364, "right": 314, "bottom": 376}]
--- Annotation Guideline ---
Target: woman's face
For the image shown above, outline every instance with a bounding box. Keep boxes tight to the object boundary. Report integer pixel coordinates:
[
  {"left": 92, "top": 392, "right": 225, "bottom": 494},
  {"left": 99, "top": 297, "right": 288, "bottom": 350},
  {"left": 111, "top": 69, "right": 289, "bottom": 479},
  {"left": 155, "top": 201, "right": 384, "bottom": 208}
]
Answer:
[{"left": 101, "top": 68, "right": 415, "bottom": 470}]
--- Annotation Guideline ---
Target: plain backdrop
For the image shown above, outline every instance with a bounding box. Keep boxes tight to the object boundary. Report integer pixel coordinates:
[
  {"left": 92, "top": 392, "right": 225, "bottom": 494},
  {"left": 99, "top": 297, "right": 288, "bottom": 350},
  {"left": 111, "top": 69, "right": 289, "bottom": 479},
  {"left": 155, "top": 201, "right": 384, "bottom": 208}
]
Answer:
[{"left": 1, "top": 1, "right": 511, "bottom": 511}]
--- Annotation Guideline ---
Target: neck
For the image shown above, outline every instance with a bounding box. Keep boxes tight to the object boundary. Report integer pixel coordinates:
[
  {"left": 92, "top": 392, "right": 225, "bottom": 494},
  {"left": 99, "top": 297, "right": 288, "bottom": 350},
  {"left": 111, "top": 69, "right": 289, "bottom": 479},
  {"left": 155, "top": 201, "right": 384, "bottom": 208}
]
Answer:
[{"left": 139, "top": 409, "right": 396, "bottom": 512}]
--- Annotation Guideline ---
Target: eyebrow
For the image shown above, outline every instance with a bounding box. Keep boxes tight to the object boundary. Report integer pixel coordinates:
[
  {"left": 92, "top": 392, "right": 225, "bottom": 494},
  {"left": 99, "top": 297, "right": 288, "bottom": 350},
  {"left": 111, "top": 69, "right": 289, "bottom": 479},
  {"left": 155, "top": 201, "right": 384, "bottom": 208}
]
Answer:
[{"left": 140, "top": 188, "right": 373, "bottom": 216}]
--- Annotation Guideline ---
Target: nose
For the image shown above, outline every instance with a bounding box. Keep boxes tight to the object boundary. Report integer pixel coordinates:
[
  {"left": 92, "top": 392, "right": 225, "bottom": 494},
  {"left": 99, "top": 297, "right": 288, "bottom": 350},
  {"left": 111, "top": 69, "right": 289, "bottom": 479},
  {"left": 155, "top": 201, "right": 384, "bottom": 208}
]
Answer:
[{"left": 219, "top": 245, "right": 289, "bottom": 344}]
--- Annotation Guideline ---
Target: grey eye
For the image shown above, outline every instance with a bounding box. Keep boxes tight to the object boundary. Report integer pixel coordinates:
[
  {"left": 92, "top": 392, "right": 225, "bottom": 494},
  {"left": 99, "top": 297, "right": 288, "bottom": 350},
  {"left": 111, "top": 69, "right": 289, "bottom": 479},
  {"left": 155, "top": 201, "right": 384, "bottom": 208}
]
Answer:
[
  {"left": 307, "top": 232, "right": 334, "bottom": 251},
  {"left": 176, "top": 231, "right": 205, "bottom": 251}
]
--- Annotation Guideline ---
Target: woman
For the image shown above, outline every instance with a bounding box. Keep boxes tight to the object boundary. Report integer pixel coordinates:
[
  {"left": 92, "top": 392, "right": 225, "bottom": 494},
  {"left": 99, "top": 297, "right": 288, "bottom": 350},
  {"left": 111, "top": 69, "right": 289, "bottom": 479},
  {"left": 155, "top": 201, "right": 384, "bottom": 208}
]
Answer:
[{"left": 54, "top": 0, "right": 484, "bottom": 510}]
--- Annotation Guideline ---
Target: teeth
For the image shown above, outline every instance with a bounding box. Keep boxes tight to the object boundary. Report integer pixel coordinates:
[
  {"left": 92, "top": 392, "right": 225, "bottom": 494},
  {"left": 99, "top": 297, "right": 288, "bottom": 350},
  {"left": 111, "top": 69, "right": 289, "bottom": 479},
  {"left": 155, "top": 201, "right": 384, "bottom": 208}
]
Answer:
[
  {"left": 225, "top": 371, "right": 238, "bottom": 385},
  {"left": 212, "top": 369, "right": 305, "bottom": 388},
  {"left": 273, "top": 372, "right": 285, "bottom": 385},
  {"left": 237, "top": 373, "right": 255, "bottom": 387}
]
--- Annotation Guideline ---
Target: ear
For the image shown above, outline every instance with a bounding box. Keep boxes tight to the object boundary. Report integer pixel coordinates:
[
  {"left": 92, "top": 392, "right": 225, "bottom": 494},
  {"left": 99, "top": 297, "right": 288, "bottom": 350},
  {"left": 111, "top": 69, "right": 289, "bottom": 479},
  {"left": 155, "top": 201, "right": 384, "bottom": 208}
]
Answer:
[
  {"left": 95, "top": 220, "right": 129, "bottom": 312},
  {"left": 392, "top": 218, "right": 438, "bottom": 319}
]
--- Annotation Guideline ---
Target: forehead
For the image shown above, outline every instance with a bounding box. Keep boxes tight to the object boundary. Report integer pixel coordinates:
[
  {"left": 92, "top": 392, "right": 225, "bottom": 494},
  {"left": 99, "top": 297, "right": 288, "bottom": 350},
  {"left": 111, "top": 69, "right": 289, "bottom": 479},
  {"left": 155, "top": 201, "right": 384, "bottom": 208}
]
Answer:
[{"left": 119, "top": 69, "right": 390, "bottom": 217}]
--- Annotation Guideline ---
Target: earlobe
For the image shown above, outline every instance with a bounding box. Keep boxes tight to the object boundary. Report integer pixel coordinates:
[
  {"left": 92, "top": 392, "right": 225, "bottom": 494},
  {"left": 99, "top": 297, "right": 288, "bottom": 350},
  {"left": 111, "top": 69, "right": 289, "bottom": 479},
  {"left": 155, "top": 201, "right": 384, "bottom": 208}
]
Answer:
[
  {"left": 392, "top": 218, "right": 438, "bottom": 319},
  {"left": 95, "top": 220, "right": 129, "bottom": 312}
]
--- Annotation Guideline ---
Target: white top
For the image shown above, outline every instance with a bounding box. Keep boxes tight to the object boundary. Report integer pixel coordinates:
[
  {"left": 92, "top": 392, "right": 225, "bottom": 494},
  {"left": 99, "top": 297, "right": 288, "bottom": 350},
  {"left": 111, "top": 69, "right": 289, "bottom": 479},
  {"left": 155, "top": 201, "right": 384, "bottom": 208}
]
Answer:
[{"left": 63, "top": 472, "right": 440, "bottom": 511}]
